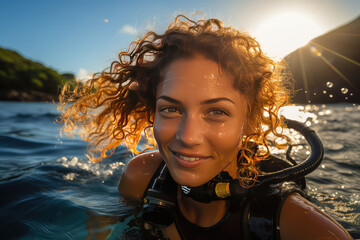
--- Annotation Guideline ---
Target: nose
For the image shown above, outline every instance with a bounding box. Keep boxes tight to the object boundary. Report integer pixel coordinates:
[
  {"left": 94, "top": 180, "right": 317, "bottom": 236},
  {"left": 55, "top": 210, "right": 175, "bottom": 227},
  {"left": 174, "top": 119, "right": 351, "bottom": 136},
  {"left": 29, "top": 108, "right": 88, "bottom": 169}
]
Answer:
[{"left": 176, "top": 114, "right": 203, "bottom": 146}]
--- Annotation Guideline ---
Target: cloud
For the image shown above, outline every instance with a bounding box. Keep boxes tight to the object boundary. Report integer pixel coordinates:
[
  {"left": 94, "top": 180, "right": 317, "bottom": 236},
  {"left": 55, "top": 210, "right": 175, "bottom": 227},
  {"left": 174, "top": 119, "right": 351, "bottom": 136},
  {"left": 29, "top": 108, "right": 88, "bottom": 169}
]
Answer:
[
  {"left": 77, "top": 68, "right": 92, "bottom": 82},
  {"left": 119, "top": 24, "right": 137, "bottom": 35}
]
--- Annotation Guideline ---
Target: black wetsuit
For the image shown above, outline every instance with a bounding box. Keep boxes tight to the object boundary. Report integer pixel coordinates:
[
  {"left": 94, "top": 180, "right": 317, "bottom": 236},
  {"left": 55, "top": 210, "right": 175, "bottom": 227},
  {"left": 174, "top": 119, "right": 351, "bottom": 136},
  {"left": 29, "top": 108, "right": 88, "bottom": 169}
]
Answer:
[
  {"left": 143, "top": 156, "right": 306, "bottom": 240},
  {"left": 174, "top": 195, "right": 245, "bottom": 240}
]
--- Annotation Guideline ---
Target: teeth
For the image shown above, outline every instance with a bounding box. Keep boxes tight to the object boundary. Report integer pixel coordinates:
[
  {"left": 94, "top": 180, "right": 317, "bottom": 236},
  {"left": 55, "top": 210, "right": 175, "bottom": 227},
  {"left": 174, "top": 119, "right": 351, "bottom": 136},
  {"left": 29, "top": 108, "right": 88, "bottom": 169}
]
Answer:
[{"left": 174, "top": 152, "right": 201, "bottom": 161}]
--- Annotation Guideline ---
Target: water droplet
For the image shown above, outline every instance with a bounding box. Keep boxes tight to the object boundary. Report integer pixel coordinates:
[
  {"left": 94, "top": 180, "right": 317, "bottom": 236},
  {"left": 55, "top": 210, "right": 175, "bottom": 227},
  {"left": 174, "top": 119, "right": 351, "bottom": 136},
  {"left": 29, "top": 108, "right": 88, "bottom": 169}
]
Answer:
[
  {"left": 326, "top": 82, "right": 333, "bottom": 88},
  {"left": 329, "top": 94, "right": 333, "bottom": 98},
  {"left": 323, "top": 90, "right": 327, "bottom": 94},
  {"left": 276, "top": 226, "right": 280, "bottom": 230},
  {"left": 341, "top": 88, "right": 348, "bottom": 94}
]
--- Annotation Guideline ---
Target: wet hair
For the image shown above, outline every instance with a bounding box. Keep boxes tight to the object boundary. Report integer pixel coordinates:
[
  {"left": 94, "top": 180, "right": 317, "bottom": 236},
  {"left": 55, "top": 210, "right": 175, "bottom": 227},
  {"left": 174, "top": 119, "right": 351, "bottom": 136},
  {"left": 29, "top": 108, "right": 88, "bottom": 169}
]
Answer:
[{"left": 59, "top": 15, "right": 291, "bottom": 187}]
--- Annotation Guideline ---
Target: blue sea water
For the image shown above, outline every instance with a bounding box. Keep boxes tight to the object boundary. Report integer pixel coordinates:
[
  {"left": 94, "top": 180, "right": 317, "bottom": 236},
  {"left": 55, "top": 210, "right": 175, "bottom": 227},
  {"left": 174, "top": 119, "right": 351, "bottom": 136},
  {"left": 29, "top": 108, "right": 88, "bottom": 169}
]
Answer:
[{"left": 0, "top": 102, "right": 359, "bottom": 239}]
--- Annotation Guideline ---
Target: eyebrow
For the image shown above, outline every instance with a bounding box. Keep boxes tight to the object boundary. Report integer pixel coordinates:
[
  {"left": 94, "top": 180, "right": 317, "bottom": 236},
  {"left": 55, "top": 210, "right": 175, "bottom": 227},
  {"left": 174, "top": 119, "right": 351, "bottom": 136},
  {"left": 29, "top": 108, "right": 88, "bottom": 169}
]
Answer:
[
  {"left": 156, "top": 96, "right": 181, "bottom": 104},
  {"left": 201, "top": 97, "right": 235, "bottom": 105},
  {"left": 156, "top": 96, "right": 235, "bottom": 105}
]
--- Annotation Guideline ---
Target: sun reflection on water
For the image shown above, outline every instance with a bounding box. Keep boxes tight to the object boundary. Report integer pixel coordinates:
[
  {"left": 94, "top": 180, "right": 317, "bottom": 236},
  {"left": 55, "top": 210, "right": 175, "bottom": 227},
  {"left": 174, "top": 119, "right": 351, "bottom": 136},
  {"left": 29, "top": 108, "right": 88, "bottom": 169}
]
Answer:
[
  {"left": 271, "top": 104, "right": 360, "bottom": 231},
  {"left": 279, "top": 105, "right": 318, "bottom": 123}
]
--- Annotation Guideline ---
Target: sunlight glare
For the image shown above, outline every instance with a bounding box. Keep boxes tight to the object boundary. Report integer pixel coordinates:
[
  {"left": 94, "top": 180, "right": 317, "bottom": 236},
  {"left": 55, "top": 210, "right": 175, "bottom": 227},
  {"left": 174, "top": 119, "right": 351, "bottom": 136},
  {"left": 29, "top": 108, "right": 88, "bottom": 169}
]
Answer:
[
  {"left": 252, "top": 11, "right": 323, "bottom": 59},
  {"left": 279, "top": 105, "right": 317, "bottom": 123}
]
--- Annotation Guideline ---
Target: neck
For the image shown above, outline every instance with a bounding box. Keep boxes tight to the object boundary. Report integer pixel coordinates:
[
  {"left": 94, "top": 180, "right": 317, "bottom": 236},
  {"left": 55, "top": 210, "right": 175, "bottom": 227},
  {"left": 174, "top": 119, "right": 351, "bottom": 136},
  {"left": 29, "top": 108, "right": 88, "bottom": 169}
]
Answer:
[
  {"left": 177, "top": 186, "right": 230, "bottom": 227},
  {"left": 177, "top": 159, "right": 239, "bottom": 227}
]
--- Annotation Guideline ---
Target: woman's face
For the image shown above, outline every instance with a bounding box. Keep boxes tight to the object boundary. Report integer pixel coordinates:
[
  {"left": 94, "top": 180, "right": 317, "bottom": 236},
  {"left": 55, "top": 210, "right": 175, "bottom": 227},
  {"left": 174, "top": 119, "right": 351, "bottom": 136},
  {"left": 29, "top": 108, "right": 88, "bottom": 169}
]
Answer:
[{"left": 154, "top": 56, "right": 248, "bottom": 187}]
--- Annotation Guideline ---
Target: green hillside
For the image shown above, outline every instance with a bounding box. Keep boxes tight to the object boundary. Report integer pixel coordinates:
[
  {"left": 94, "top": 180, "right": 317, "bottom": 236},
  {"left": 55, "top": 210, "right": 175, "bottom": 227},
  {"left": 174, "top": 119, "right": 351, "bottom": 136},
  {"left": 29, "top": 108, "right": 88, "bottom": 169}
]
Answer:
[{"left": 0, "top": 47, "right": 75, "bottom": 101}]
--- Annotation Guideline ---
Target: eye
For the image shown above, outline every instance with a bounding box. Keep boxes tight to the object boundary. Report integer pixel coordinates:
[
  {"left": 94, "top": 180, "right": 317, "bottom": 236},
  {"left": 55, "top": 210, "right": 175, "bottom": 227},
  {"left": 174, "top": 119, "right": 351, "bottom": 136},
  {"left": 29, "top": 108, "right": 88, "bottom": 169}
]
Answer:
[
  {"left": 160, "top": 106, "right": 179, "bottom": 113},
  {"left": 158, "top": 106, "right": 182, "bottom": 117},
  {"left": 207, "top": 109, "right": 229, "bottom": 116}
]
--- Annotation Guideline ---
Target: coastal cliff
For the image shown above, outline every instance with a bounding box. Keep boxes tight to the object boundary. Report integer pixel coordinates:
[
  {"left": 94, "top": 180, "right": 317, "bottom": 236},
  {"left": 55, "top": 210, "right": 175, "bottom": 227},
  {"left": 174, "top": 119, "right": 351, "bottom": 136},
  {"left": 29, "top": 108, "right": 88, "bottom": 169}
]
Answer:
[
  {"left": 285, "top": 16, "right": 360, "bottom": 104},
  {"left": 0, "top": 47, "right": 75, "bottom": 101}
]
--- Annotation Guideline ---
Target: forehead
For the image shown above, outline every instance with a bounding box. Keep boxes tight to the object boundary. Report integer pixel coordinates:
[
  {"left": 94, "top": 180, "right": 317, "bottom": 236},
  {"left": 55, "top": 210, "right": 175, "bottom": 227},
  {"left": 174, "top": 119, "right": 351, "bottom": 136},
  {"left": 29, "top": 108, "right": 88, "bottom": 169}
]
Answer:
[{"left": 157, "top": 57, "right": 238, "bottom": 98}]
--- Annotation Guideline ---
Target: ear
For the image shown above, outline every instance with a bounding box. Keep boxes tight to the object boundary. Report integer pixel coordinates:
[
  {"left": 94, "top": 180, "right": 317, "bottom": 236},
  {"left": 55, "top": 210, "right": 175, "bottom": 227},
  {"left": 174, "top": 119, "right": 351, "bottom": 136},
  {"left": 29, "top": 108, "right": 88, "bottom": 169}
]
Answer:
[
  {"left": 242, "top": 119, "right": 254, "bottom": 136},
  {"left": 237, "top": 120, "right": 252, "bottom": 150},
  {"left": 241, "top": 98, "right": 255, "bottom": 136}
]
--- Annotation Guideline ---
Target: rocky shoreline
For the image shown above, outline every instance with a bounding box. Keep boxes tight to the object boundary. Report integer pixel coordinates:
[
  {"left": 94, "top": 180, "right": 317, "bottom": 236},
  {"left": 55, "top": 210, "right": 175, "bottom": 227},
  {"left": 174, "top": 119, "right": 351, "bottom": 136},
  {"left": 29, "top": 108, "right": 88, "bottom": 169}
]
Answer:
[{"left": 0, "top": 90, "right": 57, "bottom": 102}]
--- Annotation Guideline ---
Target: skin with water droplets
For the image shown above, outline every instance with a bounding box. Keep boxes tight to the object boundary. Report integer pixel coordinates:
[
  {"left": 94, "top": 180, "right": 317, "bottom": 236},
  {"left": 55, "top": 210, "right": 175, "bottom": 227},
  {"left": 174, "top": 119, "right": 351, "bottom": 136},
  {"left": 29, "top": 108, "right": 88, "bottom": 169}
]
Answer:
[{"left": 154, "top": 56, "right": 248, "bottom": 188}]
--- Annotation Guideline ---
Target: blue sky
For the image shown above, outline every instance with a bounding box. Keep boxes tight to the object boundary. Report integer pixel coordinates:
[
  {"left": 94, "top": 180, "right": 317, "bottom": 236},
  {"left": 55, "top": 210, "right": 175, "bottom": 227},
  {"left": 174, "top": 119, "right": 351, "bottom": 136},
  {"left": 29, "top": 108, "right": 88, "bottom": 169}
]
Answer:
[{"left": 0, "top": 0, "right": 359, "bottom": 78}]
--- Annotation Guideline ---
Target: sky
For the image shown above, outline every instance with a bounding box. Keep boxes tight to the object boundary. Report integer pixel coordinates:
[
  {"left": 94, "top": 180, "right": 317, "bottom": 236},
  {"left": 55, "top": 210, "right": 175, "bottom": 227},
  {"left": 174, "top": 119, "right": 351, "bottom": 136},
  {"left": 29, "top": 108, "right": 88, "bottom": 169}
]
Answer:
[{"left": 0, "top": 0, "right": 359, "bottom": 79}]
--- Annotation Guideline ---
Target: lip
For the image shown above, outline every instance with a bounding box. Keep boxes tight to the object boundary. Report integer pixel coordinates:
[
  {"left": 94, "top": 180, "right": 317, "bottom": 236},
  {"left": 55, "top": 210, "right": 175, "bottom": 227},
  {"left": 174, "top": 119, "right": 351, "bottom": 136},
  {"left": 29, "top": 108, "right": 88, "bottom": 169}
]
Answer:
[{"left": 170, "top": 149, "right": 211, "bottom": 168}]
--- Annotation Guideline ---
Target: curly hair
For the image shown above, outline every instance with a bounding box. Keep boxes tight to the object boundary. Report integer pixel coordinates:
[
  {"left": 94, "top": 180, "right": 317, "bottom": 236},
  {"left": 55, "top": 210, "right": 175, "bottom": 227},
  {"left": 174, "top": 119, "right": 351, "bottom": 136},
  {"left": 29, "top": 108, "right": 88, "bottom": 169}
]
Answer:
[{"left": 59, "top": 15, "right": 292, "bottom": 187}]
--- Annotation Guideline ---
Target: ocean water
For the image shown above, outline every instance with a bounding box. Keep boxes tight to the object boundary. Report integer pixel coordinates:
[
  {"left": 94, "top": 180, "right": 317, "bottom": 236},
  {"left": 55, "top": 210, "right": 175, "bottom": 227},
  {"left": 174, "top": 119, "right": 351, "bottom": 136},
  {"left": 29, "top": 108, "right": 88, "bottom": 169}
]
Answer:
[{"left": 0, "top": 102, "right": 359, "bottom": 239}]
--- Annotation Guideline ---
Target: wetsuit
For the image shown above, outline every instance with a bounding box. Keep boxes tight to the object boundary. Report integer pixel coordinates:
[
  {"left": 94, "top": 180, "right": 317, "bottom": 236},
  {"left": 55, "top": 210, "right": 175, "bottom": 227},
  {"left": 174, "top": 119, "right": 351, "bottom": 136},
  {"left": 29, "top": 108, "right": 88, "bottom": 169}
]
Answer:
[{"left": 143, "top": 156, "right": 306, "bottom": 240}]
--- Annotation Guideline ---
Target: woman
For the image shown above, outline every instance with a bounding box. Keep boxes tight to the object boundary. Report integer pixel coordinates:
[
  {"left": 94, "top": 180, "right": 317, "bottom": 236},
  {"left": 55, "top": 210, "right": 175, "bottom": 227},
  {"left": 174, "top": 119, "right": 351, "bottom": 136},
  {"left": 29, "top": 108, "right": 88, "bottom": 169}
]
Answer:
[{"left": 60, "top": 15, "right": 353, "bottom": 239}]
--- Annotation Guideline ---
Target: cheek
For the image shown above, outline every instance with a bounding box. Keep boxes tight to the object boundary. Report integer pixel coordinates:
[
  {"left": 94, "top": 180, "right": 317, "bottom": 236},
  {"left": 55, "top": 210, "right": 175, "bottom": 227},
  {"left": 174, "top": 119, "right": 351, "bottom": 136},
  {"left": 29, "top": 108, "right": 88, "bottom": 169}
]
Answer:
[
  {"left": 153, "top": 114, "right": 177, "bottom": 147},
  {"left": 210, "top": 123, "right": 244, "bottom": 155}
]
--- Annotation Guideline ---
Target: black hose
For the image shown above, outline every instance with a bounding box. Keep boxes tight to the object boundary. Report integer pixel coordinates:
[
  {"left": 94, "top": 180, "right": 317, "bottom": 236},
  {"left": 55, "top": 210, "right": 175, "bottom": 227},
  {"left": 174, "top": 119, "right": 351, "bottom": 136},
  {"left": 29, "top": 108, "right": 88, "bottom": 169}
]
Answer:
[{"left": 253, "top": 119, "right": 324, "bottom": 189}]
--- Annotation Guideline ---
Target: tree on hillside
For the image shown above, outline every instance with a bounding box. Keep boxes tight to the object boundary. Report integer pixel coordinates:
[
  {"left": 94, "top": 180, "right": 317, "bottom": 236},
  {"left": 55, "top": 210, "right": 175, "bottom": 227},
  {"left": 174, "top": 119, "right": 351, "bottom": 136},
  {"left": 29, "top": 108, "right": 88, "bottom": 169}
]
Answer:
[{"left": 0, "top": 47, "right": 75, "bottom": 97}]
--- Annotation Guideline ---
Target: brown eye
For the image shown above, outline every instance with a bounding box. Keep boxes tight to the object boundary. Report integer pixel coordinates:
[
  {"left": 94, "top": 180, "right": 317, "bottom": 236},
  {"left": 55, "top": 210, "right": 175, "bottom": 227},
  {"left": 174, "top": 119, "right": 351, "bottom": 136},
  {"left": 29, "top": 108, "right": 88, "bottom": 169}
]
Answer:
[
  {"left": 160, "top": 106, "right": 179, "bottom": 113},
  {"left": 158, "top": 106, "right": 182, "bottom": 118},
  {"left": 207, "top": 109, "right": 229, "bottom": 116}
]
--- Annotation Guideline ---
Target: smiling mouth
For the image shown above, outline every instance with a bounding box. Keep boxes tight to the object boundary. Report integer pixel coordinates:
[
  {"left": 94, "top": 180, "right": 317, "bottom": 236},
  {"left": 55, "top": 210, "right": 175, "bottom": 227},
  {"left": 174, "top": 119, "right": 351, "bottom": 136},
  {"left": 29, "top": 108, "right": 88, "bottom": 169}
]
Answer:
[{"left": 171, "top": 150, "right": 207, "bottom": 162}]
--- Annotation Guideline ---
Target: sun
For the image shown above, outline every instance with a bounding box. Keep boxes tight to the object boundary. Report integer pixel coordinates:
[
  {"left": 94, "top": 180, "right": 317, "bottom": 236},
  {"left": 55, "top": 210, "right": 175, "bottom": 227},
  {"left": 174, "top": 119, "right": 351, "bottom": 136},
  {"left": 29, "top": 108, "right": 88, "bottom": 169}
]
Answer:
[{"left": 251, "top": 11, "right": 323, "bottom": 59}]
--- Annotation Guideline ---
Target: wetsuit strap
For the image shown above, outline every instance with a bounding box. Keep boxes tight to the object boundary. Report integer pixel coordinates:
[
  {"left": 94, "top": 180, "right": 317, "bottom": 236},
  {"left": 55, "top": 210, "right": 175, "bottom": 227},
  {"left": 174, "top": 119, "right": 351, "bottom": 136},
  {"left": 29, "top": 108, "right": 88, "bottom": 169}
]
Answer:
[
  {"left": 242, "top": 185, "right": 306, "bottom": 240},
  {"left": 143, "top": 161, "right": 165, "bottom": 196}
]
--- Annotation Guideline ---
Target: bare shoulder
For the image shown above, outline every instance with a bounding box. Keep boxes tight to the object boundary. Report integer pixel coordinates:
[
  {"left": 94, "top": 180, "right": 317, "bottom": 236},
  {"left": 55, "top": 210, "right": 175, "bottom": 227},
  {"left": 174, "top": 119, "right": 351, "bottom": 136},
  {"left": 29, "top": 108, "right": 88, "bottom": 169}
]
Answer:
[
  {"left": 118, "top": 151, "right": 163, "bottom": 201},
  {"left": 280, "top": 193, "right": 353, "bottom": 240}
]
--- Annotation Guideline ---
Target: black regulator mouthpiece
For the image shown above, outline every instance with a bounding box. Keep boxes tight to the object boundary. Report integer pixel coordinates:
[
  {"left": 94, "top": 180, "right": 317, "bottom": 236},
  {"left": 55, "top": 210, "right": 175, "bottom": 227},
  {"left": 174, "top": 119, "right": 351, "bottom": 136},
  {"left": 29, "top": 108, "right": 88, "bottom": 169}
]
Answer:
[
  {"left": 181, "top": 178, "right": 249, "bottom": 203},
  {"left": 180, "top": 171, "right": 248, "bottom": 203}
]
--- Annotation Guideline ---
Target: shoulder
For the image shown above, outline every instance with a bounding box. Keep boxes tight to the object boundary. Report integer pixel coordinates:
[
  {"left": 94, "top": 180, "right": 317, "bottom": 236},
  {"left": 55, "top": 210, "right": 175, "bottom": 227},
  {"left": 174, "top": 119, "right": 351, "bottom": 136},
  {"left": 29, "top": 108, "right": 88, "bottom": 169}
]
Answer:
[
  {"left": 118, "top": 151, "right": 163, "bottom": 201},
  {"left": 280, "top": 193, "right": 353, "bottom": 240}
]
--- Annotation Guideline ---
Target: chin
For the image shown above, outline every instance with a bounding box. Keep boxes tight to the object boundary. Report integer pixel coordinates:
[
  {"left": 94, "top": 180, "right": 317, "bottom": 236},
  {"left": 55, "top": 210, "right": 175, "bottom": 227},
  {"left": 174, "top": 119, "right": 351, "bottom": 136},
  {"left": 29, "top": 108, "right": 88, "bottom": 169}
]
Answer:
[{"left": 171, "top": 171, "right": 211, "bottom": 187}]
